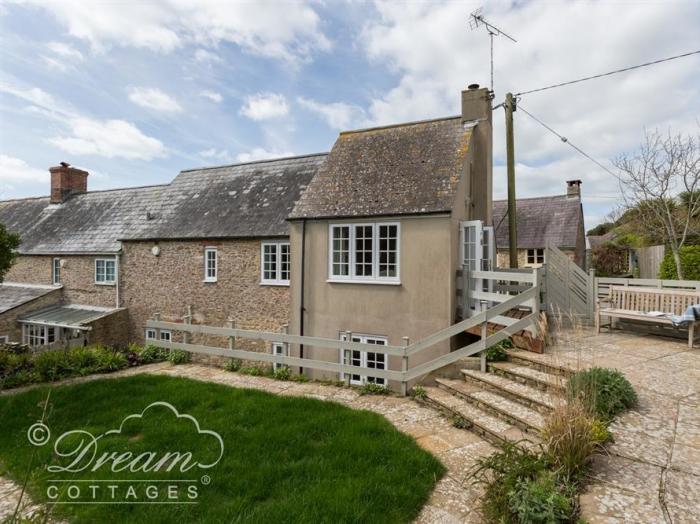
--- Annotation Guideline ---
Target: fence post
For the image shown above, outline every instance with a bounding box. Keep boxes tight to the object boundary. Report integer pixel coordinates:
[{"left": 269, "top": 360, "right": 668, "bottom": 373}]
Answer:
[
  {"left": 401, "top": 336, "right": 410, "bottom": 396},
  {"left": 480, "top": 321, "right": 488, "bottom": 373},
  {"left": 587, "top": 269, "right": 595, "bottom": 321},
  {"left": 343, "top": 331, "right": 353, "bottom": 385},
  {"left": 183, "top": 305, "right": 192, "bottom": 344},
  {"left": 462, "top": 263, "right": 470, "bottom": 318},
  {"left": 227, "top": 318, "right": 235, "bottom": 350}
]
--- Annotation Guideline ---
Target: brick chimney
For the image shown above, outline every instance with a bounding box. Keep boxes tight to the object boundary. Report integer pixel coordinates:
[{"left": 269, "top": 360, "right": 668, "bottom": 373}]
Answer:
[
  {"left": 566, "top": 179, "right": 582, "bottom": 200},
  {"left": 461, "top": 84, "right": 493, "bottom": 223},
  {"left": 50, "top": 162, "right": 88, "bottom": 204}
]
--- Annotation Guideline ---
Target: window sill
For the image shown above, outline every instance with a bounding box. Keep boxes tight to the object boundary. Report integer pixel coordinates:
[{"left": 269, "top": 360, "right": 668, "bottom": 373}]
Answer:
[
  {"left": 203, "top": 279, "right": 218, "bottom": 283},
  {"left": 260, "top": 281, "right": 290, "bottom": 287},
  {"left": 95, "top": 282, "right": 116, "bottom": 286},
  {"left": 326, "top": 279, "right": 401, "bottom": 286}
]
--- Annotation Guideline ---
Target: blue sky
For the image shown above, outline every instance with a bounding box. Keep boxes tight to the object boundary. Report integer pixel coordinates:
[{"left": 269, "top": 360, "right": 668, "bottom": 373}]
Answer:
[{"left": 1, "top": 1, "right": 699, "bottom": 229}]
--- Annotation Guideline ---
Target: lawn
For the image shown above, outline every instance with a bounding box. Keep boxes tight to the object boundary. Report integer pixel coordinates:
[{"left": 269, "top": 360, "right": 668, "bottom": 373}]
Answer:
[{"left": 0, "top": 375, "right": 444, "bottom": 523}]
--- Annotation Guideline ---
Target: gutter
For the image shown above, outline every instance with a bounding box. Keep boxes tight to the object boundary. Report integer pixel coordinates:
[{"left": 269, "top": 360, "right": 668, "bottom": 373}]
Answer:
[
  {"left": 116, "top": 252, "right": 121, "bottom": 308},
  {"left": 299, "top": 218, "right": 306, "bottom": 373}
]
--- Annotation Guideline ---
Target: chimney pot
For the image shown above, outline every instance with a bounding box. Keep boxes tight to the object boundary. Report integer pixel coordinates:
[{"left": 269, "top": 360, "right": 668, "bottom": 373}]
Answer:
[
  {"left": 566, "top": 179, "right": 582, "bottom": 200},
  {"left": 49, "top": 163, "right": 89, "bottom": 204},
  {"left": 468, "top": 83, "right": 480, "bottom": 90}
]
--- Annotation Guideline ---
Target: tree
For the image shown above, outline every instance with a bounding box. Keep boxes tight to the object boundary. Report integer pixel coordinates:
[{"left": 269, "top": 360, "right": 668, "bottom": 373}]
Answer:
[
  {"left": 0, "top": 223, "right": 21, "bottom": 283},
  {"left": 614, "top": 128, "right": 700, "bottom": 279}
]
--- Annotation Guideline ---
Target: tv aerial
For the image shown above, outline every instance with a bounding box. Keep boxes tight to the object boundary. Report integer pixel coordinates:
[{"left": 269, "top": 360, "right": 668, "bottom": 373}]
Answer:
[{"left": 469, "top": 7, "right": 517, "bottom": 94}]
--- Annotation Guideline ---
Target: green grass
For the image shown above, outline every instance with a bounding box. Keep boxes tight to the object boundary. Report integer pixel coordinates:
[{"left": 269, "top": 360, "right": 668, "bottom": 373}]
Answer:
[{"left": 0, "top": 375, "right": 444, "bottom": 523}]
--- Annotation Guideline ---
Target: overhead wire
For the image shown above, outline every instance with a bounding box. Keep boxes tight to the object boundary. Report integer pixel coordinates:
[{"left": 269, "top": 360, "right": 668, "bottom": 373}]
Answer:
[{"left": 515, "top": 50, "right": 700, "bottom": 96}]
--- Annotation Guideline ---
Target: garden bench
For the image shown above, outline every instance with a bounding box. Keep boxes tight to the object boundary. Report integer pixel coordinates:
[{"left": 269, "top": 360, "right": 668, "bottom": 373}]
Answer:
[{"left": 595, "top": 285, "right": 700, "bottom": 348}]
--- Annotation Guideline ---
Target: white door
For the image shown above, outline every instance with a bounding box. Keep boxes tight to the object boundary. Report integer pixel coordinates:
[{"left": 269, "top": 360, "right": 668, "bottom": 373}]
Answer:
[{"left": 461, "top": 221, "right": 494, "bottom": 314}]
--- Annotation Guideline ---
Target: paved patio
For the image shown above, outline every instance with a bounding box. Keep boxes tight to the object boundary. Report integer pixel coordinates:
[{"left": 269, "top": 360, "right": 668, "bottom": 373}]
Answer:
[
  {"left": 521, "top": 327, "right": 700, "bottom": 524},
  {"left": 1, "top": 327, "right": 698, "bottom": 523}
]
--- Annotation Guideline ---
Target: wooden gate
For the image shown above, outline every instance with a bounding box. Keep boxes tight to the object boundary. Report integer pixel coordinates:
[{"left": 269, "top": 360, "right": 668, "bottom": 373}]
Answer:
[{"left": 544, "top": 242, "right": 592, "bottom": 320}]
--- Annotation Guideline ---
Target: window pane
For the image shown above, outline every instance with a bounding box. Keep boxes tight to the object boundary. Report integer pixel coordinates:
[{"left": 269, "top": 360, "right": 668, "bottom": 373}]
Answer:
[
  {"left": 331, "top": 226, "right": 350, "bottom": 276},
  {"left": 105, "top": 260, "right": 115, "bottom": 282},
  {"left": 378, "top": 224, "right": 398, "bottom": 277},
  {"left": 354, "top": 225, "right": 373, "bottom": 277},
  {"left": 96, "top": 260, "right": 105, "bottom": 282},
  {"left": 263, "top": 244, "right": 277, "bottom": 280}
]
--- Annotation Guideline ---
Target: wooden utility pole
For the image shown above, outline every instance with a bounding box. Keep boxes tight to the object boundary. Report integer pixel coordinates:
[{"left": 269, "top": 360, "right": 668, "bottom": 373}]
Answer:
[{"left": 505, "top": 92, "right": 518, "bottom": 268}]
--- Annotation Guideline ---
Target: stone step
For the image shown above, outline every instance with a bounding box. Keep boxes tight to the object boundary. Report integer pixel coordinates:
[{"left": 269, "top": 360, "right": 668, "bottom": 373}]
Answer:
[
  {"left": 461, "top": 369, "right": 561, "bottom": 413},
  {"left": 435, "top": 378, "right": 545, "bottom": 434},
  {"left": 422, "top": 386, "right": 540, "bottom": 448},
  {"left": 489, "top": 362, "right": 567, "bottom": 393},
  {"left": 505, "top": 350, "right": 577, "bottom": 378}
]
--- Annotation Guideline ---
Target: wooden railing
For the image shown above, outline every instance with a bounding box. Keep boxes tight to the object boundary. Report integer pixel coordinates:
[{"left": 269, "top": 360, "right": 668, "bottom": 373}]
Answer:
[{"left": 145, "top": 269, "right": 540, "bottom": 395}]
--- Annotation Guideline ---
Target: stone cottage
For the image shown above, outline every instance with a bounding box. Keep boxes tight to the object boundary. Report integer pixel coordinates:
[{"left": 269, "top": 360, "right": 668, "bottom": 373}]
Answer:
[{"left": 492, "top": 180, "right": 586, "bottom": 269}]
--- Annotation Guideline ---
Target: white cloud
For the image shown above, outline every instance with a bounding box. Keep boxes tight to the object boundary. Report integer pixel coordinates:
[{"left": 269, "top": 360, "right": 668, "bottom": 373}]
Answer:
[
  {"left": 361, "top": 0, "right": 700, "bottom": 228},
  {"left": 21, "top": 1, "right": 330, "bottom": 64},
  {"left": 41, "top": 41, "right": 84, "bottom": 71},
  {"left": 236, "top": 148, "right": 294, "bottom": 163},
  {"left": 240, "top": 93, "right": 289, "bottom": 120},
  {"left": 297, "top": 97, "right": 365, "bottom": 130},
  {"left": 127, "top": 87, "right": 182, "bottom": 112},
  {"left": 199, "top": 148, "right": 233, "bottom": 162},
  {"left": 194, "top": 48, "right": 221, "bottom": 63},
  {"left": 47, "top": 41, "right": 83, "bottom": 60},
  {"left": 200, "top": 90, "right": 223, "bottom": 103},
  {"left": 48, "top": 117, "right": 166, "bottom": 160},
  {"left": 0, "top": 155, "right": 48, "bottom": 194},
  {"left": 0, "top": 83, "right": 57, "bottom": 109}
]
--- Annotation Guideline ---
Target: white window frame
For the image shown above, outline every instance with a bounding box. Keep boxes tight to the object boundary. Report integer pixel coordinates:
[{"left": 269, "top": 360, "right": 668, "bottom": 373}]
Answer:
[
  {"left": 271, "top": 342, "right": 288, "bottom": 371},
  {"left": 145, "top": 328, "right": 157, "bottom": 340},
  {"left": 339, "top": 333, "right": 388, "bottom": 386},
  {"left": 0, "top": 335, "right": 9, "bottom": 344},
  {"left": 260, "top": 242, "right": 290, "bottom": 286},
  {"left": 328, "top": 222, "right": 400, "bottom": 284},
  {"left": 160, "top": 330, "right": 172, "bottom": 342},
  {"left": 94, "top": 257, "right": 116, "bottom": 285},
  {"left": 52, "top": 258, "right": 61, "bottom": 285},
  {"left": 526, "top": 248, "right": 545, "bottom": 266},
  {"left": 204, "top": 247, "right": 218, "bottom": 282},
  {"left": 22, "top": 324, "right": 55, "bottom": 347}
]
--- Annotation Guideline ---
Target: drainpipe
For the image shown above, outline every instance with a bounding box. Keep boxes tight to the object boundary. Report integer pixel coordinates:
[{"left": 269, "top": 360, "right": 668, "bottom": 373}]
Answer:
[
  {"left": 299, "top": 219, "right": 306, "bottom": 373},
  {"left": 115, "top": 252, "right": 121, "bottom": 309}
]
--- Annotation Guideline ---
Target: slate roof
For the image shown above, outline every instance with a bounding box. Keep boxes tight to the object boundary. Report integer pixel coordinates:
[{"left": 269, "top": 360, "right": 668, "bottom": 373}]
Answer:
[
  {"left": 290, "top": 117, "right": 473, "bottom": 219},
  {"left": 492, "top": 194, "right": 582, "bottom": 249},
  {"left": 0, "top": 283, "right": 59, "bottom": 315},
  {"left": 587, "top": 231, "right": 617, "bottom": 249},
  {"left": 124, "top": 153, "right": 326, "bottom": 240},
  {"left": 0, "top": 154, "right": 326, "bottom": 254}
]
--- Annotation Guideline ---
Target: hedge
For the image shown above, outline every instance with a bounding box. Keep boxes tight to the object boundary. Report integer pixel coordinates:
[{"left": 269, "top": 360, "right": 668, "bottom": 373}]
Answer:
[{"left": 658, "top": 245, "right": 700, "bottom": 280}]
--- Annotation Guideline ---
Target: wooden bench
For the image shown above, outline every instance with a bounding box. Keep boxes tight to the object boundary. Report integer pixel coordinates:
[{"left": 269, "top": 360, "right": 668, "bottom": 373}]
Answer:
[{"left": 596, "top": 285, "right": 700, "bottom": 348}]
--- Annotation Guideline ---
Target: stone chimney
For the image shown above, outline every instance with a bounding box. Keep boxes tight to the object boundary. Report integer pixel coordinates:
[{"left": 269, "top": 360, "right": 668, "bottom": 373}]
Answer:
[
  {"left": 461, "top": 84, "right": 493, "bottom": 223},
  {"left": 50, "top": 162, "right": 88, "bottom": 204},
  {"left": 566, "top": 179, "right": 582, "bottom": 200}
]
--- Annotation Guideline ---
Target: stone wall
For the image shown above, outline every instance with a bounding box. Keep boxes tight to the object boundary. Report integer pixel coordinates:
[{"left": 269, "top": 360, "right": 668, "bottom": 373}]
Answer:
[
  {"left": 0, "top": 288, "right": 62, "bottom": 343},
  {"left": 6, "top": 255, "right": 118, "bottom": 308},
  {"left": 120, "top": 239, "right": 290, "bottom": 356},
  {"left": 89, "top": 308, "right": 129, "bottom": 349}
]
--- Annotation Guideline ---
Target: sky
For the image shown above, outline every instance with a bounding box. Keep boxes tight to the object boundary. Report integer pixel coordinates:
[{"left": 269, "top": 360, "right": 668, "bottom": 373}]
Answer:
[{"left": 0, "top": 0, "right": 698, "bottom": 229}]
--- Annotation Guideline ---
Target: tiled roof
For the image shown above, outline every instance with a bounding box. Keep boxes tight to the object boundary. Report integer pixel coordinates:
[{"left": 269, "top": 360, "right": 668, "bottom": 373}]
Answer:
[
  {"left": 492, "top": 194, "right": 582, "bottom": 249},
  {"left": 290, "top": 117, "right": 473, "bottom": 219},
  {"left": 0, "top": 283, "right": 58, "bottom": 314},
  {"left": 124, "top": 153, "right": 326, "bottom": 240},
  {"left": 0, "top": 154, "right": 326, "bottom": 254}
]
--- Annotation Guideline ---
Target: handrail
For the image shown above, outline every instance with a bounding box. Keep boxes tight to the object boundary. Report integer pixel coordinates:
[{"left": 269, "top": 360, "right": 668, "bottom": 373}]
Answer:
[{"left": 471, "top": 270, "right": 534, "bottom": 283}]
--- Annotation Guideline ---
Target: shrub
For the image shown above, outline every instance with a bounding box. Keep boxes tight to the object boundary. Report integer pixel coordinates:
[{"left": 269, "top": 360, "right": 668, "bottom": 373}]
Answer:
[
  {"left": 224, "top": 358, "right": 242, "bottom": 372},
  {"left": 68, "top": 347, "right": 99, "bottom": 374},
  {"left": 34, "top": 350, "right": 74, "bottom": 382},
  {"left": 291, "top": 374, "right": 309, "bottom": 383},
  {"left": 93, "top": 347, "right": 128, "bottom": 372},
  {"left": 410, "top": 385, "right": 427, "bottom": 399},
  {"left": 239, "top": 365, "right": 267, "bottom": 376},
  {"left": 485, "top": 339, "right": 512, "bottom": 362},
  {"left": 508, "top": 471, "right": 574, "bottom": 523},
  {"left": 138, "top": 344, "right": 168, "bottom": 364},
  {"left": 542, "top": 400, "right": 606, "bottom": 483},
  {"left": 168, "top": 350, "right": 191, "bottom": 365},
  {"left": 472, "top": 441, "right": 551, "bottom": 523},
  {"left": 359, "top": 382, "right": 388, "bottom": 395},
  {"left": 658, "top": 245, "right": 700, "bottom": 280},
  {"left": 451, "top": 415, "right": 469, "bottom": 429},
  {"left": 567, "top": 367, "right": 637, "bottom": 422},
  {"left": 271, "top": 367, "right": 292, "bottom": 381}
]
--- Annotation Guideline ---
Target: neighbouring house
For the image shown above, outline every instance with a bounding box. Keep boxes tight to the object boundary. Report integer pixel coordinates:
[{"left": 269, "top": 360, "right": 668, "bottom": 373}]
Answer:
[
  {"left": 287, "top": 85, "right": 493, "bottom": 388},
  {"left": 493, "top": 180, "right": 586, "bottom": 269},
  {"left": 587, "top": 232, "right": 666, "bottom": 278},
  {"left": 118, "top": 154, "right": 325, "bottom": 350},
  {"left": 0, "top": 156, "right": 325, "bottom": 351}
]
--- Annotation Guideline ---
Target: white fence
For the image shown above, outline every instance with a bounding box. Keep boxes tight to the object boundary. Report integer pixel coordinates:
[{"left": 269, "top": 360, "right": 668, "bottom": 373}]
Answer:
[{"left": 146, "top": 270, "right": 540, "bottom": 395}]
